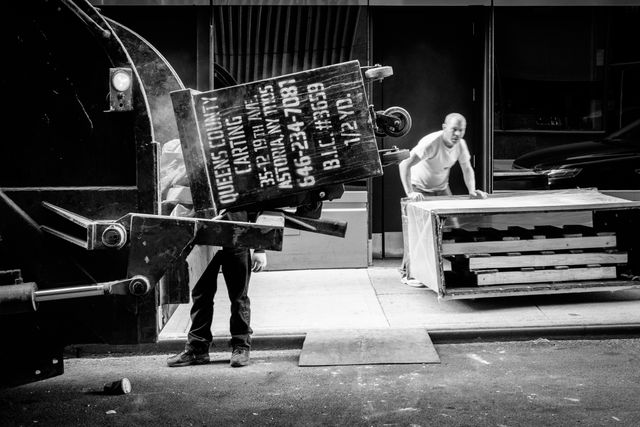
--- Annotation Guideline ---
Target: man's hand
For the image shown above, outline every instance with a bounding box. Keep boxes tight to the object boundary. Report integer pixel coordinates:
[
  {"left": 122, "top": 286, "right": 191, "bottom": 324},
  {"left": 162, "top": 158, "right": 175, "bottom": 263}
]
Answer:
[
  {"left": 251, "top": 251, "right": 267, "bottom": 272},
  {"left": 469, "top": 189, "right": 488, "bottom": 199},
  {"left": 408, "top": 191, "right": 427, "bottom": 201}
]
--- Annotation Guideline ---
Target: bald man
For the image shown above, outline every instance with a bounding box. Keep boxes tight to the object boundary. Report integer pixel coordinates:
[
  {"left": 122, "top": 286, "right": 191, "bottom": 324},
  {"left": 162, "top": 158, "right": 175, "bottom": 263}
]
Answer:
[{"left": 398, "top": 113, "right": 487, "bottom": 286}]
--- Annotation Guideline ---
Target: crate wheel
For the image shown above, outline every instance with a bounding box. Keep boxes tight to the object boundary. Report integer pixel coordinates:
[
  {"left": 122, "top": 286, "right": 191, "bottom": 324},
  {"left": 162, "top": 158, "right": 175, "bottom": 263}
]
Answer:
[
  {"left": 379, "top": 147, "right": 410, "bottom": 167},
  {"left": 380, "top": 106, "right": 412, "bottom": 138},
  {"left": 364, "top": 66, "right": 394, "bottom": 82}
]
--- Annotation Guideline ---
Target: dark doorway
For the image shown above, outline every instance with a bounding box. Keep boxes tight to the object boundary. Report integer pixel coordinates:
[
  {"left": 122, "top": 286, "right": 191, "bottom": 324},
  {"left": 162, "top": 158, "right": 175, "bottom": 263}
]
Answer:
[{"left": 371, "top": 6, "right": 487, "bottom": 257}]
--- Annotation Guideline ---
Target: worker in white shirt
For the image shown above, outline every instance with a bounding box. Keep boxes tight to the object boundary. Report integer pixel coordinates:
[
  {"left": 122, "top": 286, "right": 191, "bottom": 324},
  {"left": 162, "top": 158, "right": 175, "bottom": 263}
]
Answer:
[{"left": 398, "top": 112, "right": 487, "bottom": 286}]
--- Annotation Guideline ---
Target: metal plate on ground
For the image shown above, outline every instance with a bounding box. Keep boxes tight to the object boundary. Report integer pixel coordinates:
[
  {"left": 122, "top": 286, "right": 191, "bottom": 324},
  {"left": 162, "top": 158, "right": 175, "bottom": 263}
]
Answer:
[{"left": 299, "top": 328, "right": 440, "bottom": 366}]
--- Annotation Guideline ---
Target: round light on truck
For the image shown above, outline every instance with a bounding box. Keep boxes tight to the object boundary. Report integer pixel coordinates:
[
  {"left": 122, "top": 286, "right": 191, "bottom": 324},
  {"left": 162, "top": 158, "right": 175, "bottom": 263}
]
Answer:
[{"left": 111, "top": 70, "right": 131, "bottom": 92}]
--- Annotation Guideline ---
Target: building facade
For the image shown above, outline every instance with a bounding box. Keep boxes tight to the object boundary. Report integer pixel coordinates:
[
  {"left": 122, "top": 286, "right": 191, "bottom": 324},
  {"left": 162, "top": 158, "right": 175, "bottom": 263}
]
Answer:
[{"left": 93, "top": 0, "right": 640, "bottom": 260}]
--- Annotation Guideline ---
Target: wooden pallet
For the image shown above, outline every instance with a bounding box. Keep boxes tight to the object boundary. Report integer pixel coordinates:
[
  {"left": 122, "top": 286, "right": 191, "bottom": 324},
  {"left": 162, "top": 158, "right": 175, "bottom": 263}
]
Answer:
[
  {"left": 442, "top": 226, "right": 616, "bottom": 256},
  {"left": 475, "top": 265, "right": 617, "bottom": 286},
  {"left": 467, "top": 250, "right": 627, "bottom": 270},
  {"left": 442, "top": 225, "right": 626, "bottom": 287}
]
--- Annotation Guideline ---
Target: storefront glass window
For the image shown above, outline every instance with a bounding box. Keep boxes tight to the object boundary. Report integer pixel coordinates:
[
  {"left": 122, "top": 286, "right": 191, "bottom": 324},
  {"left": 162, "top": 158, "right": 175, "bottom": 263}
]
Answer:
[{"left": 492, "top": 6, "right": 640, "bottom": 192}]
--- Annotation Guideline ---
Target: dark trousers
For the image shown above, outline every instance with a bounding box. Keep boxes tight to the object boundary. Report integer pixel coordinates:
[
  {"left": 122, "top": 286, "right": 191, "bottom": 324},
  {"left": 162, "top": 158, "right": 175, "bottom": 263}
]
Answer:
[{"left": 186, "top": 246, "right": 253, "bottom": 353}]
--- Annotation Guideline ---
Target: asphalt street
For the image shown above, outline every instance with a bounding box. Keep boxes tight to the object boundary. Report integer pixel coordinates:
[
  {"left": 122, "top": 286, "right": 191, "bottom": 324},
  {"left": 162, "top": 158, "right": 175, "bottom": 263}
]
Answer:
[{"left": 1, "top": 338, "right": 639, "bottom": 426}]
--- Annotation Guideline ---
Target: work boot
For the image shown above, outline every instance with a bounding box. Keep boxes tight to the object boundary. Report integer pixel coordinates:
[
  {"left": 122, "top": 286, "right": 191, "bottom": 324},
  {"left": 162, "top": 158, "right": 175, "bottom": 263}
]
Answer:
[
  {"left": 166, "top": 349, "right": 210, "bottom": 367},
  {"left": 230, "top": 347, "right": 250, "bottom": 367}
]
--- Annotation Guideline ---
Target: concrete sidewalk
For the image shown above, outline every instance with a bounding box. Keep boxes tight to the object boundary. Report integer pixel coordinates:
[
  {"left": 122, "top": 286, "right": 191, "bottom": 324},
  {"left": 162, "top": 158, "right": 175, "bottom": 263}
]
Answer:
[{"left": 158, "top": 259, "right": 640, "bottom": 346}]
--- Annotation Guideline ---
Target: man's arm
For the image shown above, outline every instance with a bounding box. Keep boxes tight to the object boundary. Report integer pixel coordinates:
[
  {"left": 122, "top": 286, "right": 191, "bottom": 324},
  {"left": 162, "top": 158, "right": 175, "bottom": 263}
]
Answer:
[
  {"left": 398, "top": 152, "right": 425, "bottom": 201},
  {"left": 460, "top": 161, "right": 487, "bottom": 199}
]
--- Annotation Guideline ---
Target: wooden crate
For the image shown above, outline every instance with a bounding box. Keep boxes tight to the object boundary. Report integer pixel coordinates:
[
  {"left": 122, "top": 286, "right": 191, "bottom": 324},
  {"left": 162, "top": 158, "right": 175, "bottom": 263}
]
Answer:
[
  {"left": 406, "top": 189, "right": 640, "bottom": 299},
  {"left": 171, "top": 60, "right": 382, "bottom": 217}
]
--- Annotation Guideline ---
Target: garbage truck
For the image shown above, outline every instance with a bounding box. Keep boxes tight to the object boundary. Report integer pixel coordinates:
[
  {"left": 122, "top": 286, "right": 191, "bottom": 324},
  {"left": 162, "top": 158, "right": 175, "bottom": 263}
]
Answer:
[{"left": 0, "top": 0, "right": 411, "bottom": 387}]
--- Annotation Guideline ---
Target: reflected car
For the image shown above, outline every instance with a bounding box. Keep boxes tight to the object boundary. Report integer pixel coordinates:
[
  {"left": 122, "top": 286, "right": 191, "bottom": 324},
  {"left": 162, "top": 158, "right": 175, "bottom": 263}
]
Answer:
[{"left": 511, "top": 118, "right": 640, "bottom": 190}]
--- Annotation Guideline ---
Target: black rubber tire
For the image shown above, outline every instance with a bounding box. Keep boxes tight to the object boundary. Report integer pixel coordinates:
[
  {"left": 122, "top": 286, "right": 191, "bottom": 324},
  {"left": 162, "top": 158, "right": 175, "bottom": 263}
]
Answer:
[{"left": 381, "top": 106, "right": 412, "bottom": 138}]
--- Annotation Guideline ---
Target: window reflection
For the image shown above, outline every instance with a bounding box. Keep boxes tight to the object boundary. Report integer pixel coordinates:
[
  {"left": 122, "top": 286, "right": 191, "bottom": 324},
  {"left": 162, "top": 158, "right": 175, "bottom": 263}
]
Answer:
[{"left": 493, "top": 6, "right": 640, "bottom": 192}]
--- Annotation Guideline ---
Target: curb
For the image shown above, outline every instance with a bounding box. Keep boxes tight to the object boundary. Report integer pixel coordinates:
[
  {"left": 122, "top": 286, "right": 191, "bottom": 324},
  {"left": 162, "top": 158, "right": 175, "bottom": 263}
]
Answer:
[
  {"left": 64, "top": 333, "right": 306, "bottom": 358},
  {"left": 428, "top": 323, "right": 640, "bottom": 343},
  {"left": 65, "top": 324, "right": 640, "bottom": 357}
]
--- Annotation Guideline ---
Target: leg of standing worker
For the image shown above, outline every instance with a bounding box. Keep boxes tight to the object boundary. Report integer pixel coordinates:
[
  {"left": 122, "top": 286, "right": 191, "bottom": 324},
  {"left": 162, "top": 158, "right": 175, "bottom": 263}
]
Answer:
[
  {"left": 167, "top": 253, "right": 222, "bottom": 367},
  {"left": 220, "top": 246, "right": 253, "bottom": 367},
  {"left": 186, "top": 252, "right": 222, "bottom": 353}
]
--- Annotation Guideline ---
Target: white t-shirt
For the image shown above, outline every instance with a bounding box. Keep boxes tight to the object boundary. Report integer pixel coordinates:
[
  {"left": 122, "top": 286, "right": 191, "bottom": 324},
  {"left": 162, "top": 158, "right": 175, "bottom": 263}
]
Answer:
[{"left": 410, "top": 130, "right": 471, "bottom": 192}]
